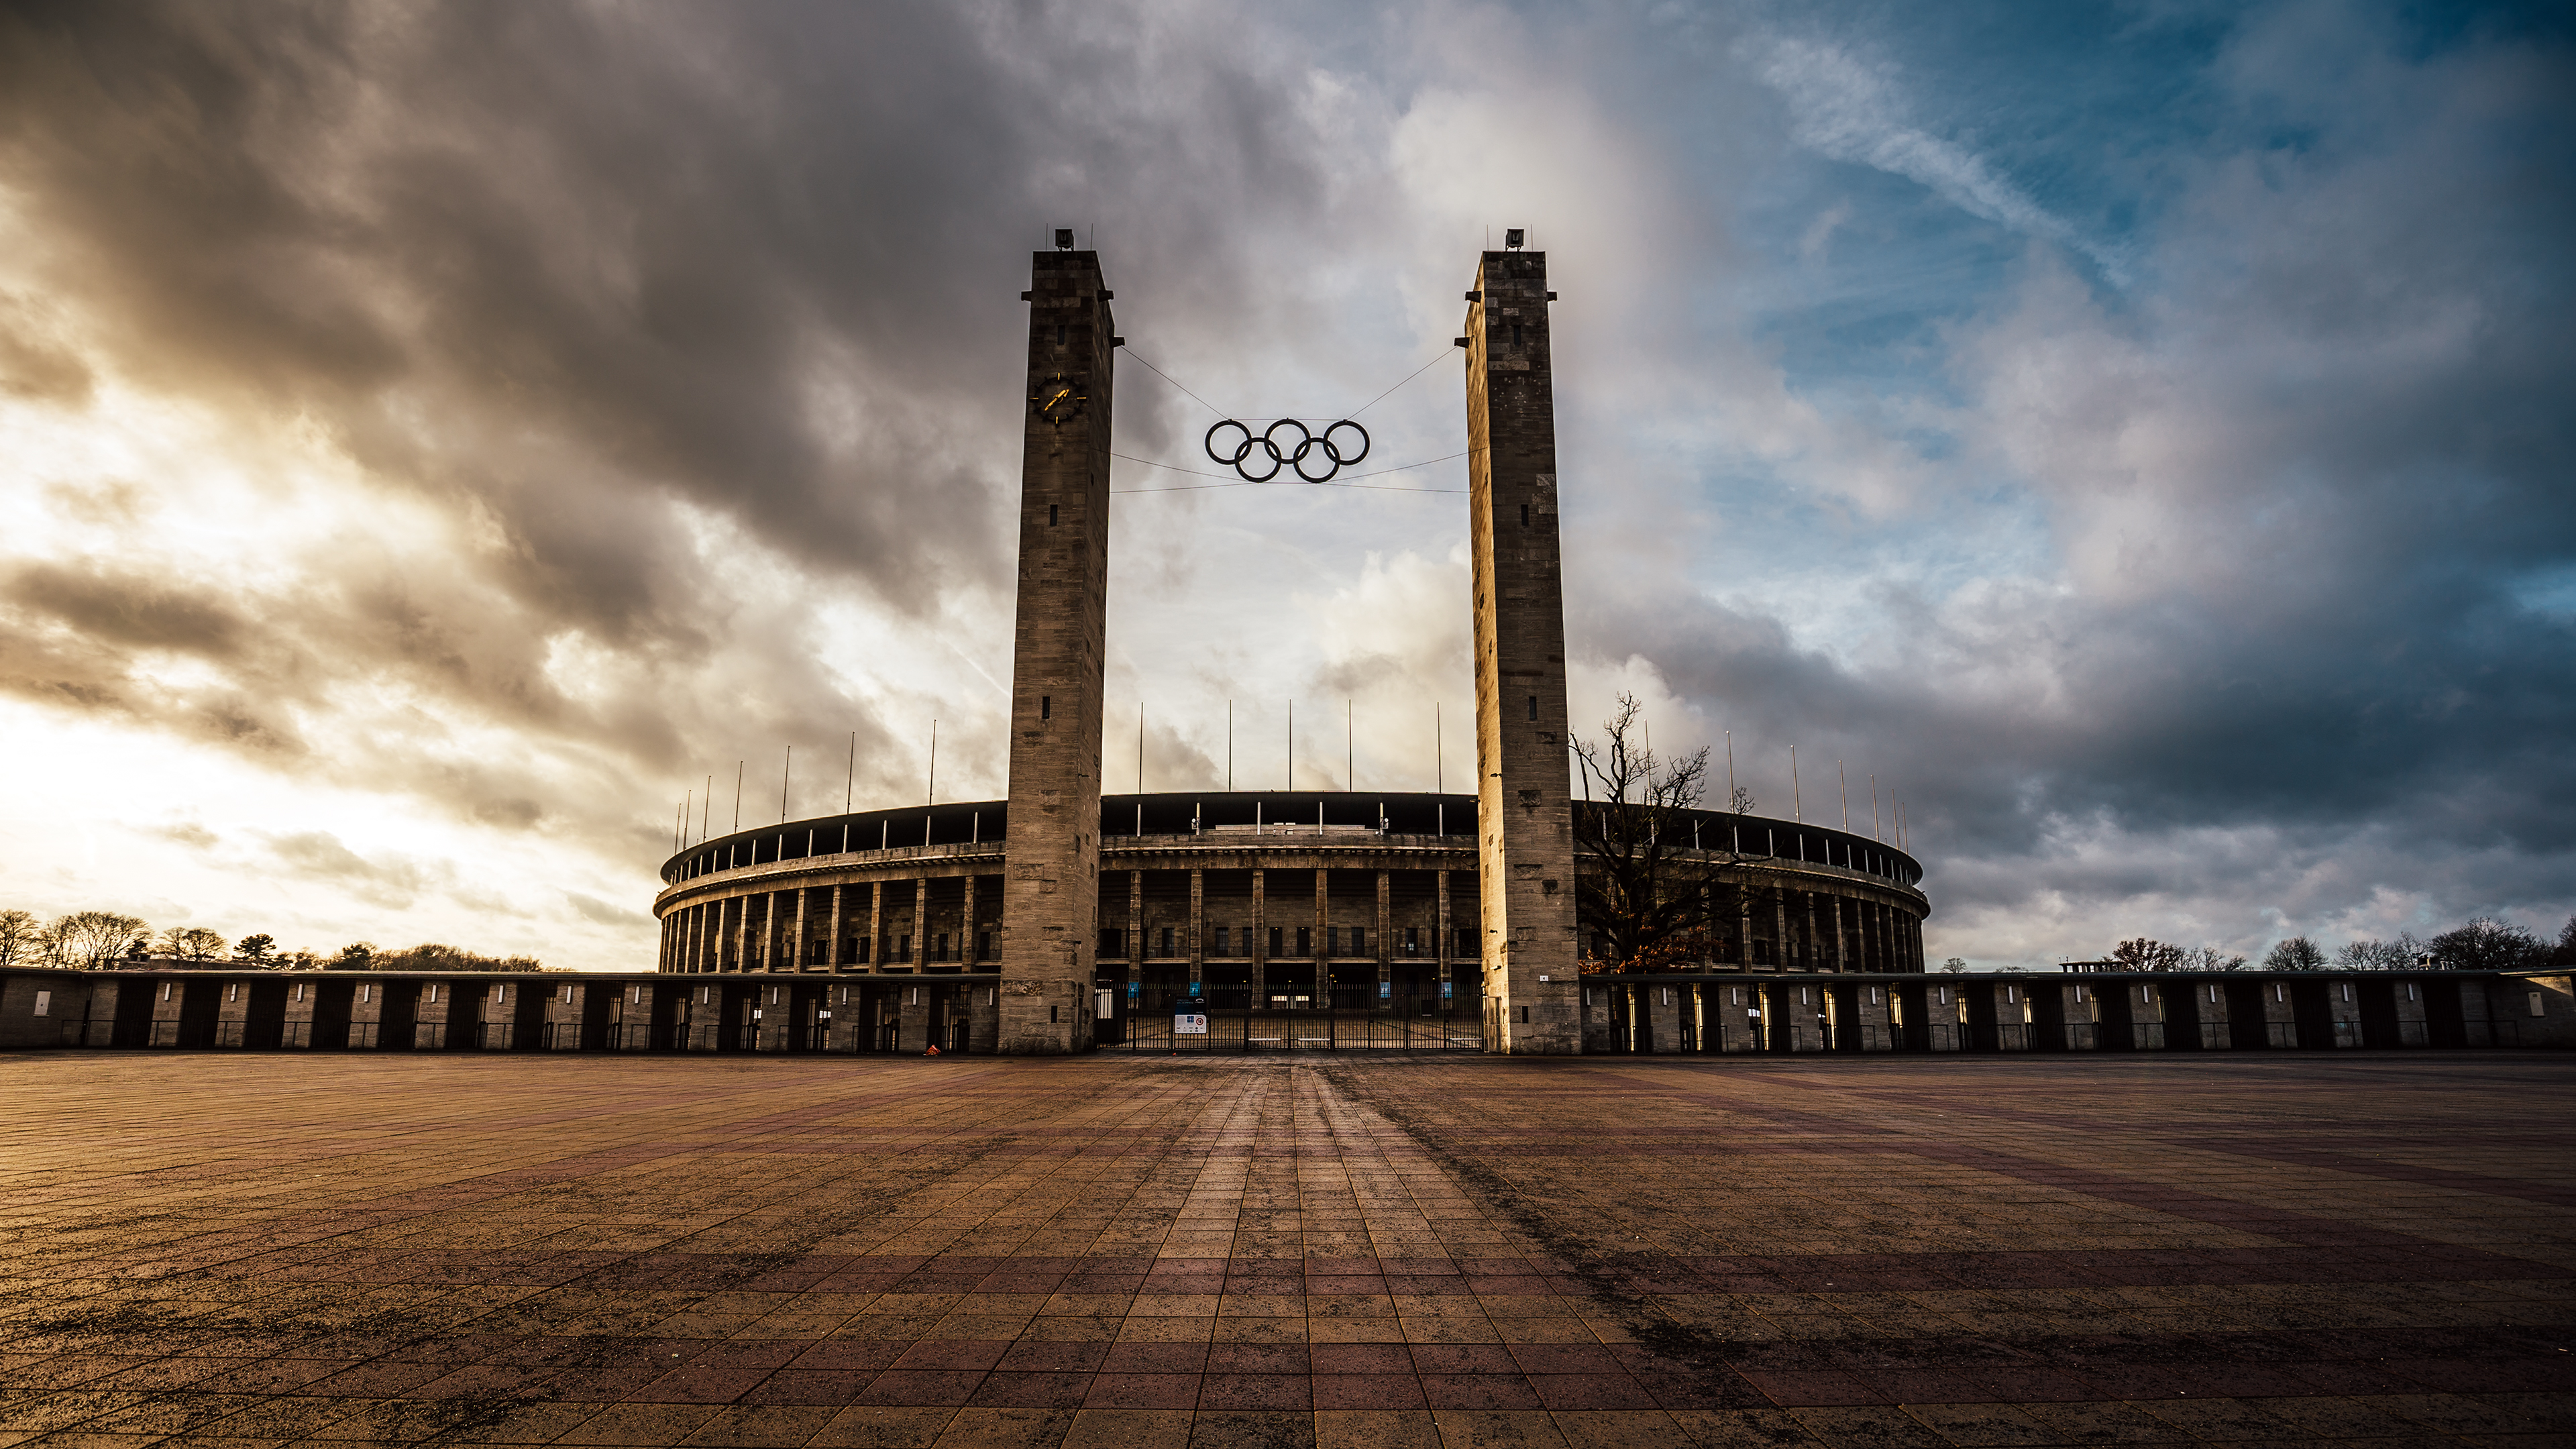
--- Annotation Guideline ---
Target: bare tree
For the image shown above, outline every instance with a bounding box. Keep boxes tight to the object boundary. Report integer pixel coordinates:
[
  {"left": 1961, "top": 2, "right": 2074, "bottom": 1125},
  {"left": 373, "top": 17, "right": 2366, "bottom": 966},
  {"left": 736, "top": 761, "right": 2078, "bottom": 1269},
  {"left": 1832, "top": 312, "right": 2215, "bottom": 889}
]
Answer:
[
  {"left": 0, "top": 910, "right": 36, "bottom": 968},
  {"left": 1939, "top": 956, "right": 1968, "bottom": 974},
  {"left": 2110, "top": 938, "right": 2187, "bottom": 972},
  {"left": 2263, "top": 936, "right": 2326, "bottom": 971},
  {"left": 168, "top": 926, "right": 226, "bottom": 961},
  {"left": 2428, "top": 918, "right": 2546, "bottom": 971},
  {"left": 1570, "top": 693, "right": 1792, "bottom": 973},
  {"left": 2334, "top": 933, "right": 2421, "bottom": 971},
  {"left": 50, "top": 911, "right": 147, "bottom": 969},
  {"left": 2179, "top": 945, "right": 2248, "bottom": 972}
]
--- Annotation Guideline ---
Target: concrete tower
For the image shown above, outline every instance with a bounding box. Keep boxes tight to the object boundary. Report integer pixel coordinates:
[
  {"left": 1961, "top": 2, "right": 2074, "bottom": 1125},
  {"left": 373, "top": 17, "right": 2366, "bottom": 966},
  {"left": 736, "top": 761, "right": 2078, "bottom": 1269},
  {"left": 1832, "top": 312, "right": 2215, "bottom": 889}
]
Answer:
[
  {"left": 1464, "top": 244, "right": 1582, "bottom": 1053},
  {"left": 998, "top": 244, "right": 1116, "bottom": 1053}
]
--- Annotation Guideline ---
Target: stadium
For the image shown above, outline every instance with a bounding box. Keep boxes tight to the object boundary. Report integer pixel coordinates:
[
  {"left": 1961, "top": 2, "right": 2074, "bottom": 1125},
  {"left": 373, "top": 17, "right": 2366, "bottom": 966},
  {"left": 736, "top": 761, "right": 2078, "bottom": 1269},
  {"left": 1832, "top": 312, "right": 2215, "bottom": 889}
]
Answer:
[{"left": 648, "top": 235, "right": 1927, "bottom": 1054}]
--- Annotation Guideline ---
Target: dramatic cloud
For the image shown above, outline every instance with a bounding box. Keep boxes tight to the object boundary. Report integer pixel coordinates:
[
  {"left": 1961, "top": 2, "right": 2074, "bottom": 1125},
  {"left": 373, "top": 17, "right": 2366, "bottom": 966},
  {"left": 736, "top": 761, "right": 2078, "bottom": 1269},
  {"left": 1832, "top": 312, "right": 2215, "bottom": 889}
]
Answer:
[{"left": 0, "top": 0, "right": 2567, "bottom": 967}]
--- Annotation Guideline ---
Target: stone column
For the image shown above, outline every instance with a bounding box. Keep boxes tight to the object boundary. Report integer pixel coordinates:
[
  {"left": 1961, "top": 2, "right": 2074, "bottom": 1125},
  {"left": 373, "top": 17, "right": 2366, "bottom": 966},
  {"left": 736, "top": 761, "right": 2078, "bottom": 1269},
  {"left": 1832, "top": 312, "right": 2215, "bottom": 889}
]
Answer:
[
  {"left": 793, "top": 888, "right": 810, "bottom": 971},
  {"left": 1803, "top": 892, "right": 1820, "bottom": 971},
  {"left": 867, "top": 881, "right": 884, "bottom": 971},
  {"left": 1252, "top": 867, "right": 1268, "bottom": 1004},
  {"left": 1464, "top": 244, "right": 1580, "bottom": 1052},
  {"left": 1376, "top": 870, "right": 1393, "bottom": 1002},
  {"left": 962, "top": 874, "right": 977, "bottom": 966},
  {"left": 731, "top": 896, "right": 749, "bottom": 973},
  {"left": 1315, "top": 869, "right": 1330, "bottom": 998},
  {"left": 997, "top": 244, "right": 1116, "bottom": 1053},
  {"left": 914, "top": 877, "right": 930, "bottom": 966},
  {"left": 1129, "top": 869, "right": 1145, "bottom": 992},
  {"left": 827, "top": 885, "right": 846, "bottom": 972},
  {"left": 1436, "top": 868, "right": 1451, "bottom": 1004},
  {"left": 1771, "top": 894, "right": 1788, "bottom": 973},
  {"left": 1648, "top": 983, "right": 1684, "bottom": 1053},
  {"left": 1187, "top": 868, "right": 1205, "bottom": 991}
]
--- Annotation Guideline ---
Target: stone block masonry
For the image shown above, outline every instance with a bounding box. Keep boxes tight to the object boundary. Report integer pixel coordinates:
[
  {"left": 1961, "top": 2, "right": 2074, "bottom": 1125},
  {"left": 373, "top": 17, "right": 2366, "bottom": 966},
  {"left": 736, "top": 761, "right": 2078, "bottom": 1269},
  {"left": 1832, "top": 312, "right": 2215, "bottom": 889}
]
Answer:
[
  {"left": 1465, "top": 248, "right": 1582, "bottom": 1054},
  {"left": 1000, "top": 248, "right": 1117, "bottom": 1054}
]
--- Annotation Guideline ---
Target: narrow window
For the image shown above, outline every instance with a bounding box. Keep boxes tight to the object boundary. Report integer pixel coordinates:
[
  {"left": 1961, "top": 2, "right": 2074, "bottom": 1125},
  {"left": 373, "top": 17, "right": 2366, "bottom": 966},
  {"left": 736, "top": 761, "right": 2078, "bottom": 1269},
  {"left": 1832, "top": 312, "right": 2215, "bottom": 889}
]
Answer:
[
  {"left": 1040, "top": 695, "right": 1052, "bottom": 720},
  {"left": 1055, "top": 323, "right": 1066, "bottom": 346},
  {"left": 1519, "top": 1005, "right": 1529, "bottom": 1023},
  {"left": 1048, "top": 503, "right": 1059, "bottom": 527},
  {"left": 1160, "top": 926, "right": 1173, "bottom": 956},
  {"left": 1351, "top": 927, "right": 1366, "bottom": 956},
  {"left": 856, "top": 938, "right": 871, "bottom": 963},
  {"left": 1527, "top": 695, "right": 1538, "bottom": 721},
  {"left": 1051, "top": 1004, "right": 1060, "bottom": 1022},
  {"left": 1519, "top": 503, "right": 1529, "bottom": 527},
  {"left": 1269, "top": 926, "right": 1284, "bottom": 956},
  {"left": 1511, "top": 323, "right": 1523, "bottom": 347},
  {"left": 977, "top": 932, "right": 991, "bottom": 959},
  {"left": 1214, "top": 926, "right": 1228, "bottom": 955},
  {"left": 1296, "top": 926, "right": 1312, "bottom": 957},
  {"left": 898, "top": 934, "right": 911, "bottom": 962},
  {"left": 1405, "top": 926, "right": 1419, "bottom": 955}
]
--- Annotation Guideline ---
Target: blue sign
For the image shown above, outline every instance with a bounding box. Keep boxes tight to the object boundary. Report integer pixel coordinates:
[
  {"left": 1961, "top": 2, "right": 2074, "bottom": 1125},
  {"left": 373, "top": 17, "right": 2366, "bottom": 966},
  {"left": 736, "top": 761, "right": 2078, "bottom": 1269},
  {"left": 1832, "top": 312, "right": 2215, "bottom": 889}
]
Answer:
[
  {"left": 1379, "top": 980, "right": 1391, "bottom": 1000},
  {"left": 1440, "top": 981, "right": 1452, "bottom": 1000},
  {"left": 1127, "top": 980, "right": 1140, "bottom": 1000}
]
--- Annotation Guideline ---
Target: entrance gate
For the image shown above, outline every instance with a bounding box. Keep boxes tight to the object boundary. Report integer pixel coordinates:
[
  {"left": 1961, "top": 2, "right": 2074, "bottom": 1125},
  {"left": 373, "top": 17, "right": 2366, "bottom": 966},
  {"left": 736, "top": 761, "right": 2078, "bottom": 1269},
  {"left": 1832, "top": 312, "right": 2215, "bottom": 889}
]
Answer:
[{"left": 1122, "top": 1003, "right": 1485, "bottom": 1052}]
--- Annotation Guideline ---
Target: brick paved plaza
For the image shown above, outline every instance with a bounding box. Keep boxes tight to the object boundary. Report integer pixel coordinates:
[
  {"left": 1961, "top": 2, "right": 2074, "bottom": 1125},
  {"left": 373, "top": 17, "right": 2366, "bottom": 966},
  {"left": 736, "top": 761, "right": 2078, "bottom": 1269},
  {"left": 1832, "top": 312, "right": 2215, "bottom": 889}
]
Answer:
[{"left": 2, "top": 1053, "right": 2571, "bottom": 1448}]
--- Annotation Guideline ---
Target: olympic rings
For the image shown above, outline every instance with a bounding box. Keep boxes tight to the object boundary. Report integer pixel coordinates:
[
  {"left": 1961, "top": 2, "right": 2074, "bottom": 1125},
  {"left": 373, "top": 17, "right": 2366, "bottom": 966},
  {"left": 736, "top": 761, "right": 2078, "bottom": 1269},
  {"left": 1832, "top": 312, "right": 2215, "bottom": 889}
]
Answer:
[{"left": 1203, "top": 418, "right": 1371, "bottom": 482}]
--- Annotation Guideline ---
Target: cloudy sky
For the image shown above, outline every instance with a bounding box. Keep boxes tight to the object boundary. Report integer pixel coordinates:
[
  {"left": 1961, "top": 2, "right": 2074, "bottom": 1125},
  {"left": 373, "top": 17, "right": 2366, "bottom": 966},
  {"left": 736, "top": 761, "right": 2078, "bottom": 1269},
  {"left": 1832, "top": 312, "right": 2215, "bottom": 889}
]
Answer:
[{"left": 1, "top": 0, "right": 2568, "bottom": 971}]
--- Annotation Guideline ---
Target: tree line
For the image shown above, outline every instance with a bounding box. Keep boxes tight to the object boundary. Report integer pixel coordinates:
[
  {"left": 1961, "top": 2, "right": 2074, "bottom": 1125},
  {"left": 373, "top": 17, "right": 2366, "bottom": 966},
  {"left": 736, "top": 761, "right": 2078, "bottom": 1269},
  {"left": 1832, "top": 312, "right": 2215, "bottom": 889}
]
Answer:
[
  {"left": 2110, "top": 916, "right": 2576, "bottom": 974},
  {"left": 0, "top": 910, "right": 544, "bottom": 972}
]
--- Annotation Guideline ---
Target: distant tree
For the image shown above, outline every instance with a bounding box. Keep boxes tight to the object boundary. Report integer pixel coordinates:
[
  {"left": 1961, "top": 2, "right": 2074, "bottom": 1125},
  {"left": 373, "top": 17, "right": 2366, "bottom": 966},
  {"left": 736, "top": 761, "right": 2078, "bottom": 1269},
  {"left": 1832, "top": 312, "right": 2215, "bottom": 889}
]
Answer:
[
  {"left": 1729, "top": 785, "right": 1756, "bottom": 814},
  {"left": 50, "top": 912, "right": 148, "bottom": 969},
  {"left": 2263, "top": 936, "right": 2326, "bottom": 972},
  {"left": 282, "top": 948, "right": 321, "bottom": 969},
  {"left": 2334, "top": 933, "right": 2422, "bottom": 971},
  {"left": 2553, "top": 916, "right": 2576, "bottom": 968},
  {"left": 235, "top": 933, "right": 276, "bottom": 963},
  {"left": 0, "top": 910, "right": 36, "bottom": 968},
  {"left": 2179, "top": 945, "right": 2248, "bottom": 972},
  {"left": 333, "top": 943, "right": 377, "bottom": 970},
  {"left": 168, "top": 926, "right": 225, "bottom": 961},
  {"left": 2110, "top": 938, "right": 2186, "bottom": 972},
  {"left": 1939, "top": 957, "right": 1968, "bottom": 974},
  {"left": 370, "top": 943, "right": 546, "bottom": 972},
  {"left": 2428, "top": 918, "right": 2546, "bottom": 972}
]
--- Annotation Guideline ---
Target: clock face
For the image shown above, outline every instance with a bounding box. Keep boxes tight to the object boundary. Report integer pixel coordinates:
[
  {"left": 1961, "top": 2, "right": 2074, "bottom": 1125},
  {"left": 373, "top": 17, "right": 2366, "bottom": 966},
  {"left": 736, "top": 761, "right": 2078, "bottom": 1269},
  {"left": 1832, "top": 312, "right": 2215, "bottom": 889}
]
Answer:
[{"left": 1032, "top": 372, "right": 1085, "bottom": 425}]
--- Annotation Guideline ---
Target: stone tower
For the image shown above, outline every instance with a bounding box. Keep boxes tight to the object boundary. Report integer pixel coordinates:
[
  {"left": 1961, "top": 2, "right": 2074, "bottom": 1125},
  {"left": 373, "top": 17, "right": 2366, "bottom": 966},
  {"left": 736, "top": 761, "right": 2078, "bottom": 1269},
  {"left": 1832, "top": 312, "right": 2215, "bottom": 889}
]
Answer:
[
  {"left": 998, "top": 245, "right": 1116, "bottom": 1053},
  {"left": 1464, "top": 246, "right": 1582, "bottom": 1053}
]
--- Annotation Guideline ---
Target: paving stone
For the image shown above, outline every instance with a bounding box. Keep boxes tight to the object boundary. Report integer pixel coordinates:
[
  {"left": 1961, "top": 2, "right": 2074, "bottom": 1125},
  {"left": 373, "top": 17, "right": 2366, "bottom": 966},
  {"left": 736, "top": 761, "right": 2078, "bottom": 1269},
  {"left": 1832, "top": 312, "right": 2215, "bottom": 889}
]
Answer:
[{"left": 1, "top": 1051, "right": 2569, "bottom": 1446}]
